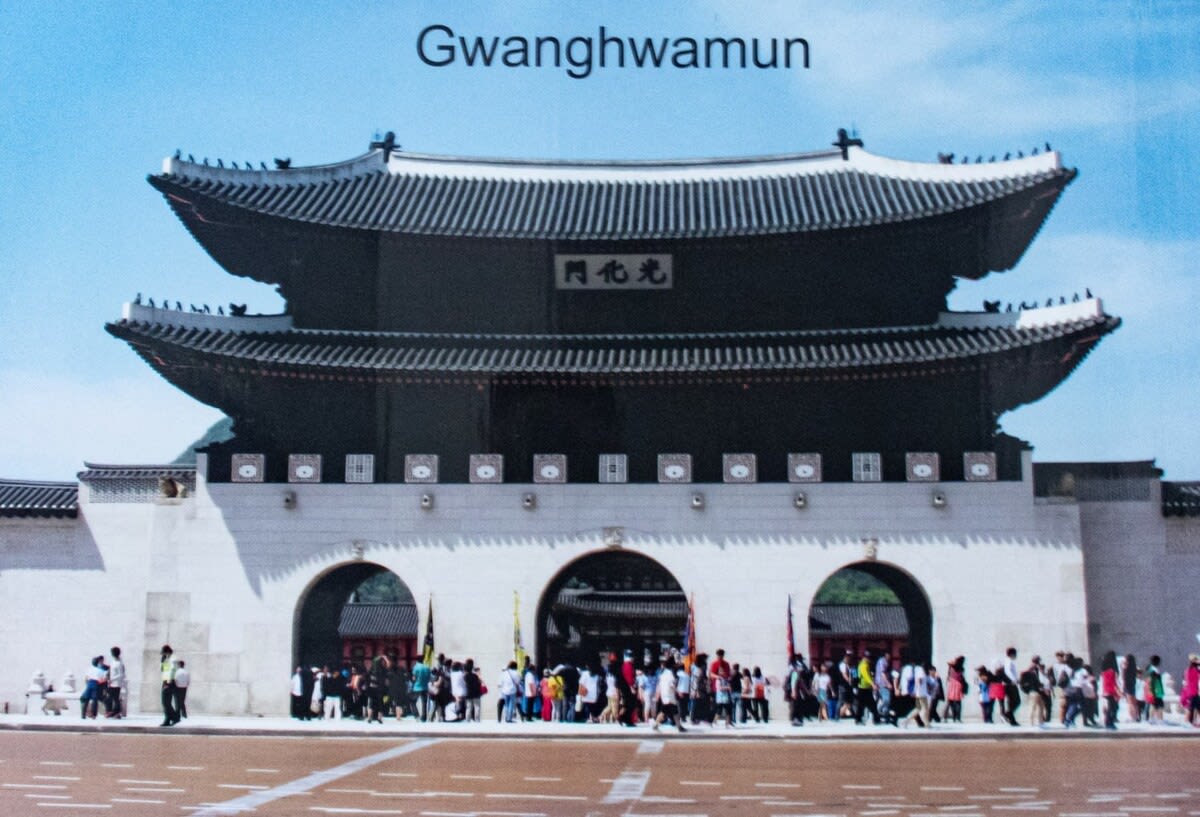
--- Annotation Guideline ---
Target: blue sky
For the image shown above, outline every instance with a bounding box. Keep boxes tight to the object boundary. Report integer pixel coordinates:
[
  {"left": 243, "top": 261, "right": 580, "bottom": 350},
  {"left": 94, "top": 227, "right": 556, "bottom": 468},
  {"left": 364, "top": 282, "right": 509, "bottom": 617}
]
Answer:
[{"left": 1, "top": 1, "right": 1197, "bottom": 480}]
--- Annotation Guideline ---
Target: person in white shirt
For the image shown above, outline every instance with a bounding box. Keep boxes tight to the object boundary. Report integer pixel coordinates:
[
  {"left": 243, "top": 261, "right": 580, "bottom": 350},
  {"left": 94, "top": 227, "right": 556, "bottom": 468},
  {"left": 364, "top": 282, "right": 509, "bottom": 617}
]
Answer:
[
  {"left": 106, "top": 646, "right": 126, "bottom": 719},
  {"left": 653, "top": 659, "right": 686, "bottom": 732},
  {"left": 496, "top": 661, "right": 521, "bottom": 723},
  {"left": 898, "top": 660, "right": 928, "bottom": 727},
  {"left": 173, "top": 659, "right": 191, "bottom": 719}
]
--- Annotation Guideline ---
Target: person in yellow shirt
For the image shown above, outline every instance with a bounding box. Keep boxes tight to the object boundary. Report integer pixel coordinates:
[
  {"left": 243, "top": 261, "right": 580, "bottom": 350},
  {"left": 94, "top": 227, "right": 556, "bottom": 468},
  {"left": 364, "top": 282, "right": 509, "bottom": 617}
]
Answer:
[{"left": 854, "top": 652, "right": 878, "bottom": 724}]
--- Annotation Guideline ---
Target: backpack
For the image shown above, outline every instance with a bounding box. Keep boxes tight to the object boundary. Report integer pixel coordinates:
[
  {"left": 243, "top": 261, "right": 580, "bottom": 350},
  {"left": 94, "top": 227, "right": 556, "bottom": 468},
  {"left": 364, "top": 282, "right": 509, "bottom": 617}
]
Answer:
[{"left": 1019, "top": 669, "right": 1039, "bottom": 693}]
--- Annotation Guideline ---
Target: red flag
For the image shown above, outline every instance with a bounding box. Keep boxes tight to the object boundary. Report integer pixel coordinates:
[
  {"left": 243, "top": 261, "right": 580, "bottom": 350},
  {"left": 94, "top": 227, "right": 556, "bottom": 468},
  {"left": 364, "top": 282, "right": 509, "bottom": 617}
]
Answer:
[
  {"left": 682, "top": 594, "right": 697, "bottom": 671},
  {"left": 786, "top": 594, "right": 796, "bottom": 664}
]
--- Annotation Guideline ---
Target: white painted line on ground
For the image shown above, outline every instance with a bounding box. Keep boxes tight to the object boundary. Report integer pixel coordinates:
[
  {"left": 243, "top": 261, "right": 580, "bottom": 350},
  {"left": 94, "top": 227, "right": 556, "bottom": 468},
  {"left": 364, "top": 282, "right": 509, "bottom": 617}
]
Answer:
[
  {"left": 169, "top": 766, "right": 205, "bottom": 771},
  {"left": 123, "top": 787, "right": 185, "bottom": 793},
  {"left": 379, "top": 772, "right": 418, "bottom": 778},
  {"left": 968, "top": 795, "right": 1026, "bottom": 800},
  {"left": 845, "top": 786, "right": 883, "bottom": 791},
  {"left": 924, "top": 788, "right": 966, "bottom": 792},
  {"left": 680, "top": 781, "right": 721, "bottom": 786},
  {"left": 34, "top": 775, "right": 81, "bottom": 781},
  {"left": 5, "top": 783, "right": 68, "bottom": 789},
  {"left": 118, "top": 779, "right": 171, "bottom": 785},
  {"left": 450, "top": 774, "right": 494, "bottom": 780},
  {"left": 999, "top": 789, "right": 1039, "bottom": 794},
  {"left": 604, "top": 769, "right": 652, "bottom": 804},
  {"left": 187, "top": 738, "right": 438, "bottom": 817},
  {"left": 27, "top": 793, "right": 71, "bottom": 798},
  {"left": 721, "top": 795, "right": 780, "bottom": 800},
  {"left": 218, "top": 784, "right": 269, "bottom": 790},
  {"left": 35, "top": 805, "right": 112, "bottom": 811},
  {"left": 39, "top": 761, "right": 75, "bottom": 766},
  {"left": 110, "top": 799, "right": 166, "bottom": 805},
  {"left": 771, "top": 802, "right": 816, "bottom": 807},
  {"left": 100, "top": 764, "right": 133, "bottom": 769},
  {"left": 370, "top": 791, "right": 472, "bottom": 799},
  {"left": 637, "top": 740, "right": 665, "bottom": 755},
  {"left": 860, "top": 810, "right": 900, "bottom": 815},
  {"left": 640, "top": 796, "right": 697, "bottom": 804},
  {"left": 327, "top": 788, "right": 377, "bottom": 794},
  {"left": 1116, "top": 809, "right": 1180, "bottom": 813},
  {"left": 246, "top": 768, "right": 279, "bottom": 774},
  {"left": 487, "top": 793, "right": 588, "bottom": 801},
  {"left": 758, "top": 783, "right": 803, "bottom": 789},
  {"left": 522, "top": 776, "right": 561, "bottom": 782},
  {"left": 991, "top": 804, "right": 1051, "bottom": 811}
]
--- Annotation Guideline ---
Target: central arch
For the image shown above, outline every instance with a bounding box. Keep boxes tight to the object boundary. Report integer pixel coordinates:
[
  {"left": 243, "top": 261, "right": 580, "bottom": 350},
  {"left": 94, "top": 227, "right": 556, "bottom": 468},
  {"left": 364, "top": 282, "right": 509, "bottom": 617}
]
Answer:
[
  {"left": 293, "top": 562, "right": 417, "bottom": 671},
  {"left": 537, "top": 550, "right": 688, "bottom": 669},
  {"left": 808, "top": 561, "right": 933, "bottom": 667}
]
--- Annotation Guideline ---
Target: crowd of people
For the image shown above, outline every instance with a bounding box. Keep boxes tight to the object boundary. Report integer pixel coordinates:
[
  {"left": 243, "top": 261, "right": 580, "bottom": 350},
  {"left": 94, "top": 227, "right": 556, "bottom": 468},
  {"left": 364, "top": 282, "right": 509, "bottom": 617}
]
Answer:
[{"left": 285, "top": 646, "right": 1200, "bottom": 731}]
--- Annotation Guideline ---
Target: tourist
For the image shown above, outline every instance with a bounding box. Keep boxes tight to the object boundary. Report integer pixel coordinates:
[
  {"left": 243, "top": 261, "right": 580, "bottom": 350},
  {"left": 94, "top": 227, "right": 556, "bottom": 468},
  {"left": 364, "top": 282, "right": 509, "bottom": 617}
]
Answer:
[
  {"left": 105, "top": 646, "right": 125, "bottom": 719},
  {"left": 1182, "top": 654, "right": 1200, "bottom": 727},
  {"left": 541, "top": 669, "right": 555, "bottom": 722},
  {"left": 897, "top": 654, "right": 927, "bottom": 727},
  {"left": 639, "top": 665, "right": 657, "bottom": 724},
  {"left": 674, "top": 660, "right": 691, "bottom": 722},
  {"left": 366, "top": 654, "right": 390, "bottom": 723},
  {"left": 1145, "top": 655, "right": 1165, "bottom": 723},
  {"left": 1051, "top": 651, "right": 1072, "bottom": 722},
  {"left": 323, "top": 664, "right": 344, "bottom": 719},
  {"left": 464, "top": 659, "right": 483, "bottom": 722},
  {"left": 751, "top": 666, "right": 770, "bottom": 722},
  {"left": 1021, "top": 656, "right": 1050, "bottom": 726},
  {"left": 652, "top": 657, "right": 686, "bottom": 732},
  {"left": 160, "top": 645, "right": 179, "bottom": 726},
  {"left": 497, "top": 661, "right": 520, "bottom": 723},
  {"left": 1100, "top": 651, "right": 1120, "bottom": 730},
  {"left": 854, "top": 652, "right": 877, "bottom": 724},
  {"left": 522, "top": 660, "right": 539, "bottom": 721},
  {"left": 578, "top": 664, "right": 598, "bottom": 722},
  {"left": 814, "top": 662, "right": 832, "bottom": 721},
  {"left": 976, "top": 666, "right": 995, "bottom": 723},
  {"left": 1063, "top": 658, "right": 1089, "bottom": 728},
  {"left": 1122, "top": 654, "right": 1140, "bottom": 723},
  {"left": 831, "top": 652, "right": 852, "bottom": 720},
  {"left": 944, "top": 657, "right": 965, "bottom": 723},
  {"left": 426, "top": 666, "right": 445, "bottom": 722},
  {"left": 925, "top": 665, "right": 944, "bottom": 723},
  {"left": 601, "top": 667, "right": 620, "bottom": 723},
  {"left": 174, "top": 659, "right": 190, "bottom": 719},
  {"left": 80, "top": 655, "right": 106, "bottom": 720},
  {"left": 1002, "top": 647, "right": 1021, "bottom": 725},
  {"left": 874, "top": 651, "right": 893, "bottom": 725},
  {"left": 987, "top": 663, "right": 1009, "bottom": 725}
]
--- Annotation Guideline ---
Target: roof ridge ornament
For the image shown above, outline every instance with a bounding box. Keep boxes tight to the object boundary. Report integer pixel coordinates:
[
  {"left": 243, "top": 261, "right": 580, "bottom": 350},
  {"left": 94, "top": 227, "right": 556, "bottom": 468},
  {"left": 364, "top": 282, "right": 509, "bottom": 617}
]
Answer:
[
  {"left": 833, "top": 127, "right": 863, "bottom": 160},
  {"left": 370, "top": 131, "right": 398, "bottom": 161}
]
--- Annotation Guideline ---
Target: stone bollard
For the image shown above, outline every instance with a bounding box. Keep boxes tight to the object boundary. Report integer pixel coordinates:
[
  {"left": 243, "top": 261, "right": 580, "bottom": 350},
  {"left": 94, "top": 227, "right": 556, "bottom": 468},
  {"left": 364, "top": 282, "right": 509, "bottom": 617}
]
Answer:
[{"left": 25, "top": 671, "right": 48, "bottom": 715}]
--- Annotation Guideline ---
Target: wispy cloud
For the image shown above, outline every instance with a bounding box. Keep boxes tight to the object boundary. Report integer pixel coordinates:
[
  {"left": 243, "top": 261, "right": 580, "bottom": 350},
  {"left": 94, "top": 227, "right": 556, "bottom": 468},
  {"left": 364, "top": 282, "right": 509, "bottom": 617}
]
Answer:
[
  {"left": 711, "top": 1, "right": 1200, "bottom": 140},
  {"left": 0, "top": 371, "right": 223, "bottom": 480}
]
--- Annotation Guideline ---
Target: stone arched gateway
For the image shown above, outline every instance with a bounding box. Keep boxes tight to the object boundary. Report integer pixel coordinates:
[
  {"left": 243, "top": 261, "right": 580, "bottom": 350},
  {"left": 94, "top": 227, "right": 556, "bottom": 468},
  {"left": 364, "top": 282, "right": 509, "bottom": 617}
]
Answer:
[
  {"left": 293, "top": 562, "right": 417, "bottom": 671},
  {"left": 536, "top": 550, "right": 688, "bottom": 670},
  {"left": 807, "top": 560, "right": 933, "bottom": 667}
]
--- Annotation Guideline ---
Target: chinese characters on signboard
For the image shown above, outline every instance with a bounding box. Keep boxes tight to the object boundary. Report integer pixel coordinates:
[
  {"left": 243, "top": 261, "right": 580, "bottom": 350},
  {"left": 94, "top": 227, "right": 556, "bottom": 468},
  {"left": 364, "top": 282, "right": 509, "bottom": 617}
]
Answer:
[{"left": 554, "top": 254, "right": 673, "bottom": 290}]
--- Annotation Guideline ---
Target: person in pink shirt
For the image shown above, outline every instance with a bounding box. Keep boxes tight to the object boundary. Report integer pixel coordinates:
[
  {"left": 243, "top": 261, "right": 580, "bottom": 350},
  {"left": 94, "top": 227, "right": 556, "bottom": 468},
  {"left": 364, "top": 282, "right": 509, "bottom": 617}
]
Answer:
[
  {"left": 1099, "top": 651, "right": 1120, "bottom": 730},
  {"left": 1183, "top": 653, "right": 1200, "bottom": 727}
]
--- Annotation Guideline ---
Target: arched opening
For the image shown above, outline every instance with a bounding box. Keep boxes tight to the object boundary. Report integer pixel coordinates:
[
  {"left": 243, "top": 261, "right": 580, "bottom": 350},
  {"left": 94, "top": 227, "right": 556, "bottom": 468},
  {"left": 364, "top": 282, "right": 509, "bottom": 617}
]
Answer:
[
  {"left": 537, "top": 550, "right": 688, "bottom": 669},
  {"left": 807, "top": 561, "right": 932, "bottom": 667},
  {"left": 294, "top": 563, "right": 418, "bottom": 671}
]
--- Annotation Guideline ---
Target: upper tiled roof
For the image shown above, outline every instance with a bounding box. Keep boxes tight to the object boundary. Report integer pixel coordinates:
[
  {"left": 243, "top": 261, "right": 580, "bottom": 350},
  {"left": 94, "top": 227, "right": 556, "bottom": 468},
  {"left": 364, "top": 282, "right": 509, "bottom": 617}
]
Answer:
[
  {"left": 0, "top": 478, "right": 78, "bottom": 518},
  {"left": 150, "top": 145, "right": 1073, "bottom": 242},
  {"left": 338, "top": 603, "right": 419, "bottom": 637},
  {"left": 106, "top": 301, "right": 1117, "bottom": 382}
]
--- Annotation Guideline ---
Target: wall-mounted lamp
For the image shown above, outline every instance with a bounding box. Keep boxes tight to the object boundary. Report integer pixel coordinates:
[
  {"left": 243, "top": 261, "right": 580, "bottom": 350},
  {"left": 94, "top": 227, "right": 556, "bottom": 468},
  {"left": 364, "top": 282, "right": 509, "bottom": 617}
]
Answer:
[
  {"left": 282, "top": 490, "right": 297, "bottom": 509},
  {"left": 932, "top": 490, "right": 947, "bottom": 508},
  {"left": 690, "top": 492, "right": 705, "bottom": 510},
  {"left": 522, "top": 492, "right": 536, "bottom": 510},
  {"left": 420, "top": 493, "right": 434, "bottom": 510},
  {"left": 794, "top": 491, "right": 807, "bottom": 509}
]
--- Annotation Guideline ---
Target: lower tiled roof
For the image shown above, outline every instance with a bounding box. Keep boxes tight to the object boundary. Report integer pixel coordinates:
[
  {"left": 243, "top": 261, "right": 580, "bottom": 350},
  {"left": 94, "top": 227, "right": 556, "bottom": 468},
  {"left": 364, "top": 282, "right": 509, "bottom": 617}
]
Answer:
[
  {"left": 0, "top": 479, "right": 78, "bottom": 518},
  {"left": 809, "top": 604, "right": 908, "bottom": 636},
  {"left": 107, "top": 311, "right": 1118, "bottom": 382},
  {"left": 551, "top": 593, "right": 689, "bottom": 619},
  {"left": 337, "top": 603, "right": 419, "bottom": 637}
]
